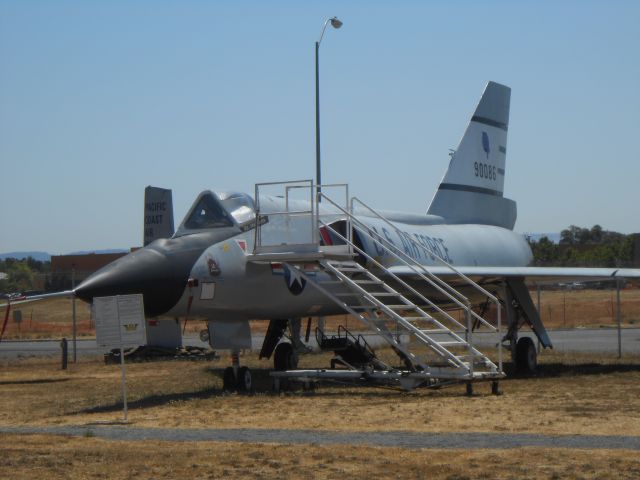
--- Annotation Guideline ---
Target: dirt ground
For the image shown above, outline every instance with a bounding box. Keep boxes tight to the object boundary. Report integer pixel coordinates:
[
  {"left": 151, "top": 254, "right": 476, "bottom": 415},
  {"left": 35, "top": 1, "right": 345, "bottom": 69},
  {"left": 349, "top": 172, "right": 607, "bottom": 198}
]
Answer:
[
  {"left": 2, "top": 435, "right": 639, "bottom": 480},
  {"left": 1, "top": 350, "right": 639, "bottom": 437},
  {"left": 1, "top": 349, "right": 639, "bottom": 478},
  {"left": 2, "top": 289, "right": 640, "bottom": 478}
]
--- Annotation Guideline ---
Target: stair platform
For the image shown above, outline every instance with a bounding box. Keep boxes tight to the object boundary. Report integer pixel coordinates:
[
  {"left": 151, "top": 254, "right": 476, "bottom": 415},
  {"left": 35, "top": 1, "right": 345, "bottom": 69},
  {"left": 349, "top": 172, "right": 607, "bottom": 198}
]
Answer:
[{"left": 270, "top": 367, "right": 505, "bottom": 392}]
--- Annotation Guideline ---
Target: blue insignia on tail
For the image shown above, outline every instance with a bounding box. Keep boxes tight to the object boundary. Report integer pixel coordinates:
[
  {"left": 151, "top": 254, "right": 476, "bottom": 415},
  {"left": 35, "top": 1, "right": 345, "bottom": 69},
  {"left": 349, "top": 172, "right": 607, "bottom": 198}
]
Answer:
[{"left": 482, "top": 131, "right": 490, "bottom": 159}]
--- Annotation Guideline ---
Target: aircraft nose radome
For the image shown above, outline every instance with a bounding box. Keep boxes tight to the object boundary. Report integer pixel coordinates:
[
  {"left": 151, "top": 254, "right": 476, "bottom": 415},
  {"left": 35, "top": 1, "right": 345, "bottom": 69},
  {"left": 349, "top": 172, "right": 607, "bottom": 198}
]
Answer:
[{"left": 75, "top": 247, "right": 188, "bottom": 317}]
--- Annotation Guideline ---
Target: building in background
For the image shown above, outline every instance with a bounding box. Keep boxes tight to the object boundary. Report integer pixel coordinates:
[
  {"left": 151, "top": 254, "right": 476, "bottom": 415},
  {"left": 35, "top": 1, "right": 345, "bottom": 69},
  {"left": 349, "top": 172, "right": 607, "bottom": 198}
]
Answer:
[{"left": 48, "top": 252, "right": 129, "bottom": 291}]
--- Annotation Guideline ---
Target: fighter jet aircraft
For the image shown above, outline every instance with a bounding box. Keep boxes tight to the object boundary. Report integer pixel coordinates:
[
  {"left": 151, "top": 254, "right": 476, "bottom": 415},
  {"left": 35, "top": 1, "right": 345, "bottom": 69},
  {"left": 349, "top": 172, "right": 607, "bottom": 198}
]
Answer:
[{"left": 14, "top": 81, "right": 640, "bottom": 391}]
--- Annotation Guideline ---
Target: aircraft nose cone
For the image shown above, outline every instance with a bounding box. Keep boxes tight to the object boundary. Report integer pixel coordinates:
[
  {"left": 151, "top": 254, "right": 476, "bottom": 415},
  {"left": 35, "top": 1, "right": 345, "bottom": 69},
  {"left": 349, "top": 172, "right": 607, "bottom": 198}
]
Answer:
[{"left": 75, "top": 246, "right": 189, "bottom": 317}]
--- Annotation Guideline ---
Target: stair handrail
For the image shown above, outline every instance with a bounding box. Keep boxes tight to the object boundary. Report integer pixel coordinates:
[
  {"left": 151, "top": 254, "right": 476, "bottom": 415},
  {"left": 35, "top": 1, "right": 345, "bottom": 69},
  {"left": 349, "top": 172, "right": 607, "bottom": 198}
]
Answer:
[
  {"left": 319, "top": 261, "right": 475, "bottom": 369},
  {"left": 321, "top": 193, "right": 475, "bottom": 308},
  {"left": 321, "top": 192, "right": 503, "bottom": 373},
  {"left": 318, "top": 194, "right": 497, "bottom": 332},
  {"left": 351, "top": 196, "right": 499, "bottom": 304},
  {"left": 347, "top": 198, "right": 502, "bottom": 361},
  {"left": 321, "top": 221, "right": 488, "bottom": 336},
  {"left": 301, "top": 263, "right": 463, "bottom": 369}
]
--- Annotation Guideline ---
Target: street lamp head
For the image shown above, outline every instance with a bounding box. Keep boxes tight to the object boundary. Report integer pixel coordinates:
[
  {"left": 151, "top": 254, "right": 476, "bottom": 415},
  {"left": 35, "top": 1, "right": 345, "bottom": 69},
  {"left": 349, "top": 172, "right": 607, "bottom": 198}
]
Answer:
[{"left": 318, "top": 16, "right": 344, "bottom": 45}]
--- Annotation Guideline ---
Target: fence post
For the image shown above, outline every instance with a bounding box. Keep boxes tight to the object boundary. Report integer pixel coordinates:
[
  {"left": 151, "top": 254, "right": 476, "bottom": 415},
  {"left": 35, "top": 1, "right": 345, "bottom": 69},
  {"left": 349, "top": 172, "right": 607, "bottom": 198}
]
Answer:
[
  {"left": 60, "top": 337, "right": 68, "bottom": 370},
  {"left": 617, "top": 279, "right": 622, "bottom": 359},
  {"left": 72, "top": 267, "right": 77, "bottom": 363}
]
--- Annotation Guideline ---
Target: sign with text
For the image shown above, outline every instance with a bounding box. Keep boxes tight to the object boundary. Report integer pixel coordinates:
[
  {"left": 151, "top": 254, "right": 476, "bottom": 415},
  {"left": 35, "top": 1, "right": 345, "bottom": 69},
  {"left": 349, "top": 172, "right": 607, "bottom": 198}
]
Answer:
[
  {"left": 94, "top": 294, "right": 146, "bottom": 349},
  {"left": 143, "top": 186, "right": 174, "bottom": 246}
]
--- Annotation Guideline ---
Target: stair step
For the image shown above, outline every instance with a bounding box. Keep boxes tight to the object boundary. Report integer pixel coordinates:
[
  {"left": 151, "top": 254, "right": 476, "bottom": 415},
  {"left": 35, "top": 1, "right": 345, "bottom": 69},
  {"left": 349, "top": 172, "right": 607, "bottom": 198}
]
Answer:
[
  {"left": 418, "top": 329, "right": 451, "bottom": 334},
  {"left": 316, "top": 252, "right": 503, "bottom": 379},
  {"left": 438, "top": 341, "right": 469, "bottom": 347}
]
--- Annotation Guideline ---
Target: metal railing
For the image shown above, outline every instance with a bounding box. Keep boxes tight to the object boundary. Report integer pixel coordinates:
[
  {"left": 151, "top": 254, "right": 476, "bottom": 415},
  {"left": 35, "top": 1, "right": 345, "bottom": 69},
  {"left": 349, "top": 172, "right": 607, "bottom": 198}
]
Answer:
[
  {"left": 319, "top": 191, "right": 503, "bottom": 373},
  {"left": 253, "top": 180, "right": 317, "bottom": 254},
  {"left": 249, "top": 181, "right": 503, "bottom": 374},
  {"left": 252, "top": 181, "right": 351, "bottom": 255}
]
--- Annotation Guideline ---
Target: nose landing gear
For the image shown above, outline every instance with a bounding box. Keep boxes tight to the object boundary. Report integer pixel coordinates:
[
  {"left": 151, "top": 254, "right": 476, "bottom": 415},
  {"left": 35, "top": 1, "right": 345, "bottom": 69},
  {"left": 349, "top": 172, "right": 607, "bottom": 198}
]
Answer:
[{"left": 222, "top": 351, "right": 253, "bottom": 393}]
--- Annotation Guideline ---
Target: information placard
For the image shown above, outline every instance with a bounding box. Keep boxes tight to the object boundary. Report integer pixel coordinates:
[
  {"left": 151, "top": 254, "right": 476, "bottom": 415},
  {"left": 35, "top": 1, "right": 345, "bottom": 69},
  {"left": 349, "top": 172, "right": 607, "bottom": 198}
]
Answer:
[
  {"left": 94, "top": 294, "right": 146, "bottom": 349},
  {"left": 116, "top": 295, "right": 146, "bottom": 348}
]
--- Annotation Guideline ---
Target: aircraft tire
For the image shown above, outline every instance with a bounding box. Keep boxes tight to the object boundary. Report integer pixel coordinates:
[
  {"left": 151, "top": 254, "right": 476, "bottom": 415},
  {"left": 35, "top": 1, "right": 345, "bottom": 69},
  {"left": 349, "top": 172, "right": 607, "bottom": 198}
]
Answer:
[
  {"left": 515, "top": 337, "right": 537, "bottom": 373},
  {"left": 236, "top": 366, "right": 253, "bottom": 393},
  {"left": 223, "top": 366, "right": 236, "bottom": 392},
  {"left": 274, "top": 342, "right": 298, "bottom": 371}
]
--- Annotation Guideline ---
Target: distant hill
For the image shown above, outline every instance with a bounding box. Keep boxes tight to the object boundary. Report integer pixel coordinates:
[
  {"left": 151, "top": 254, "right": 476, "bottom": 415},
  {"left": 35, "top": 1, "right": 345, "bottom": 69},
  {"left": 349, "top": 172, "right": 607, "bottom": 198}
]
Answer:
[
  {"left": 65, "top": 249, "right": 128, "bottom": 256},
  {"left": 0, "top": 249, "right": 128, "bottom": 262},
  {"left": 0, "top": 251, "right": 51, "bottom": 262}
]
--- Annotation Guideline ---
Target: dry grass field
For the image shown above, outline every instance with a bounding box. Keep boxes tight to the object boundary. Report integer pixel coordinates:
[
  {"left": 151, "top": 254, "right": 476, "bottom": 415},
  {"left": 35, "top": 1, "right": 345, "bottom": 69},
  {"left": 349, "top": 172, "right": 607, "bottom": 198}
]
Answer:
[
  {"left": 1, "top": 350, "right": 639, "bottom": 436},
  {"left": 2, "top": 435, "right": 639, "bottom": 480},
  {"left": 2, "top": 287, "right": 639, "bottom": 340},
  {"left": 533, "top": 287, "right": 640, "bottom": 329},
  {"left": 1, "top": 350, "right": 640, "bottom": 478},
  {"left": 2, "top": 289, "right": 640, "bottom": 478}
]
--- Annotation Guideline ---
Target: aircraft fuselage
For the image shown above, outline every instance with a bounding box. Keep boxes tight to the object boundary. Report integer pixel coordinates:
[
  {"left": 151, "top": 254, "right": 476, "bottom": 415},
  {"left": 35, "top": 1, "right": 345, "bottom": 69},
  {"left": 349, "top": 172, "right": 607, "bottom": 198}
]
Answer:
[
  {"left": 162, "top": 211, "right": 532, "bottom": 320},
  {"left": 75, "top": 194, "right": 532, "bottom": 321}
]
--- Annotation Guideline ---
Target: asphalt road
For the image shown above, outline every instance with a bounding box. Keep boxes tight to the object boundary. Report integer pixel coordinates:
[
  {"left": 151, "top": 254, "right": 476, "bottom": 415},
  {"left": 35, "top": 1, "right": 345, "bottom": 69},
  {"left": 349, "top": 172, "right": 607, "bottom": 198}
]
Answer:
[
  {"left": 2, "top": 425, "right": 639, "bottom": 450},
  {"left": 1, "top": 328, "right": 639, "bottom": 360}
]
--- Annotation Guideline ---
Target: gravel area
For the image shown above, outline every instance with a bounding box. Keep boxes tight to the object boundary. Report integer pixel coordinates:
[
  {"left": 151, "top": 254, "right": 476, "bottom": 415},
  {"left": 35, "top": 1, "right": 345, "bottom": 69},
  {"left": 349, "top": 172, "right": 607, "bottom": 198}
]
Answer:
[
  {"left": 2, "top": 426, "right": 639, "bottom": 450},
  {"left": 3, "top": 328, "right": 640, "bottom": 360}
]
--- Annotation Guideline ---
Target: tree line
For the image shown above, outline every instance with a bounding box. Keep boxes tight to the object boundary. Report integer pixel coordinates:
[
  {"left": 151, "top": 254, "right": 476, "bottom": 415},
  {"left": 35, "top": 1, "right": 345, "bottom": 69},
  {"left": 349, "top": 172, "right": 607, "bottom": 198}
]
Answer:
[
  {"left": 0, "top": 257, "right": 50, "bottom": 294},
  {"left": 528, "top": 225, "right": 635, "bottom": 267},
  {"left": 0, "top": 225, "right": 636, "bottom": 293}
]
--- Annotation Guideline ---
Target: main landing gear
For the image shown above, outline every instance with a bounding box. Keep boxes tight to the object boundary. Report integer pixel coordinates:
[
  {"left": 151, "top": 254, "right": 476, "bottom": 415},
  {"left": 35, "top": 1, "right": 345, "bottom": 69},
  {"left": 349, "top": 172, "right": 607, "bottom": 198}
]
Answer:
[
  {"left": 502, "top": 278, "right": 550, "bottom": 375},
  {"left": 222, "top": 350, "right": 253, "bottom": 393},
  {"left": 515, "top": 336, "right": 537, "bottom": 373},
  {"left": 274, "top": 342, "right": 298, "bottom": 371},
  {"left": 259, "top": 318, "right": 303, "bottom": 372}
]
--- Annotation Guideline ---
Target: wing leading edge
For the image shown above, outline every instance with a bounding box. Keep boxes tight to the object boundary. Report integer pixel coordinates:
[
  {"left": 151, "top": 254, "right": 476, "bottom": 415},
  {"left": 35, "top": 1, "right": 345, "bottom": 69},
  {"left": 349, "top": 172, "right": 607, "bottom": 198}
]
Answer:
[{"left": 387, "top": 266, "right": 640, "bottom": 284}]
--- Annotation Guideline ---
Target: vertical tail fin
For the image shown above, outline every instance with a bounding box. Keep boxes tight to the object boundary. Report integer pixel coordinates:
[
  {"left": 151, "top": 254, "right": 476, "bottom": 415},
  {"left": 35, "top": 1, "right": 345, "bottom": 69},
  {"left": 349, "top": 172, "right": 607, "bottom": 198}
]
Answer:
[{"left": 427, "top": 81, "right": 516, "bottom": 229}]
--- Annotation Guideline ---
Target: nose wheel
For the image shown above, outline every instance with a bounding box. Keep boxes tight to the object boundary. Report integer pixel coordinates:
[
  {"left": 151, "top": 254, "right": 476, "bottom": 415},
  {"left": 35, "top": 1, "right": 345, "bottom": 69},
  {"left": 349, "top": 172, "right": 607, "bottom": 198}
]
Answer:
[
  {"left": 222, "top": 351, "right": 253, "bottom": 393},
  {"left": 236, "top": 366, "right": 252, "bottom": 391}
]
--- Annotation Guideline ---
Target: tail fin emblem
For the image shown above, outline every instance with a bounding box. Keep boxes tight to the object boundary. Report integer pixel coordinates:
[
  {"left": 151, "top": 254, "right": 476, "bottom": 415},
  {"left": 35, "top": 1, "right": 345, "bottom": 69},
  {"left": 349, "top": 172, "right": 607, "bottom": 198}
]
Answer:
[{"left": 482, "top": 131, "right": 490, "bottom": 159}]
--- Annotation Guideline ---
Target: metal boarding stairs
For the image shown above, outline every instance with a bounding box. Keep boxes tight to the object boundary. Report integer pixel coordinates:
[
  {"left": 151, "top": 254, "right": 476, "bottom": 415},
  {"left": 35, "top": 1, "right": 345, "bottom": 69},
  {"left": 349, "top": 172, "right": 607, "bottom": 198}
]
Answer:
[{"left": 249, "top": 180, "right": 504, "bottom": 391}]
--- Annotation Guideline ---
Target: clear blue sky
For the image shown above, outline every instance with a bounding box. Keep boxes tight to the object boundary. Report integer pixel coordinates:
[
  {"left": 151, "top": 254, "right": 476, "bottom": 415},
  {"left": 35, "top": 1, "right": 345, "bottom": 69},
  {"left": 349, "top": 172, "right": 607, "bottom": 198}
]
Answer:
[{"left": 1, "top": 1, "right": 638, "bottom": 254}]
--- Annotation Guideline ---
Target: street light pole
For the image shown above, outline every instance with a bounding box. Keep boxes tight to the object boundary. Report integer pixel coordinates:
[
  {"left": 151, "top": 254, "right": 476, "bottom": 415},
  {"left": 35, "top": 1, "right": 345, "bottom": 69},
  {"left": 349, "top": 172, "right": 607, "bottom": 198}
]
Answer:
[
  {"left": 315, "top": 40, "right": 321, "bottom": 199},
  {"left": 315, "top": 16, "right": 342, "bottom": 202}
]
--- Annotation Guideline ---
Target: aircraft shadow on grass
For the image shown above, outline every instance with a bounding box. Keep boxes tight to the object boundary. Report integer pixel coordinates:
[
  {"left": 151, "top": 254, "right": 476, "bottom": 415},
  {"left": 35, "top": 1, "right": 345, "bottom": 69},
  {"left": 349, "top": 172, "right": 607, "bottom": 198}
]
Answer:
[
  {"left": 74, "top": 361, "right": 640, "bottom": 415},
  {"left": 518, "top": 362, "right": 640, "bottom": 378},
  {"left": 0, "top": 378, "right": 70, "bottom": 386}
]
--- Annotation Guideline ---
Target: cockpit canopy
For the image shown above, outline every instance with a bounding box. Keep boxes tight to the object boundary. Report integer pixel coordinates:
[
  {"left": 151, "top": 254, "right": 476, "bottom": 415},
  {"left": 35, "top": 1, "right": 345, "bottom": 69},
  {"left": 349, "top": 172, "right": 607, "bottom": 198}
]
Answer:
[
  {"left": 174, "top": 190, "right": 256, "bottom": 237},
  {"left": 218, "top": 191, "right": 256, "bottom": 226}
]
